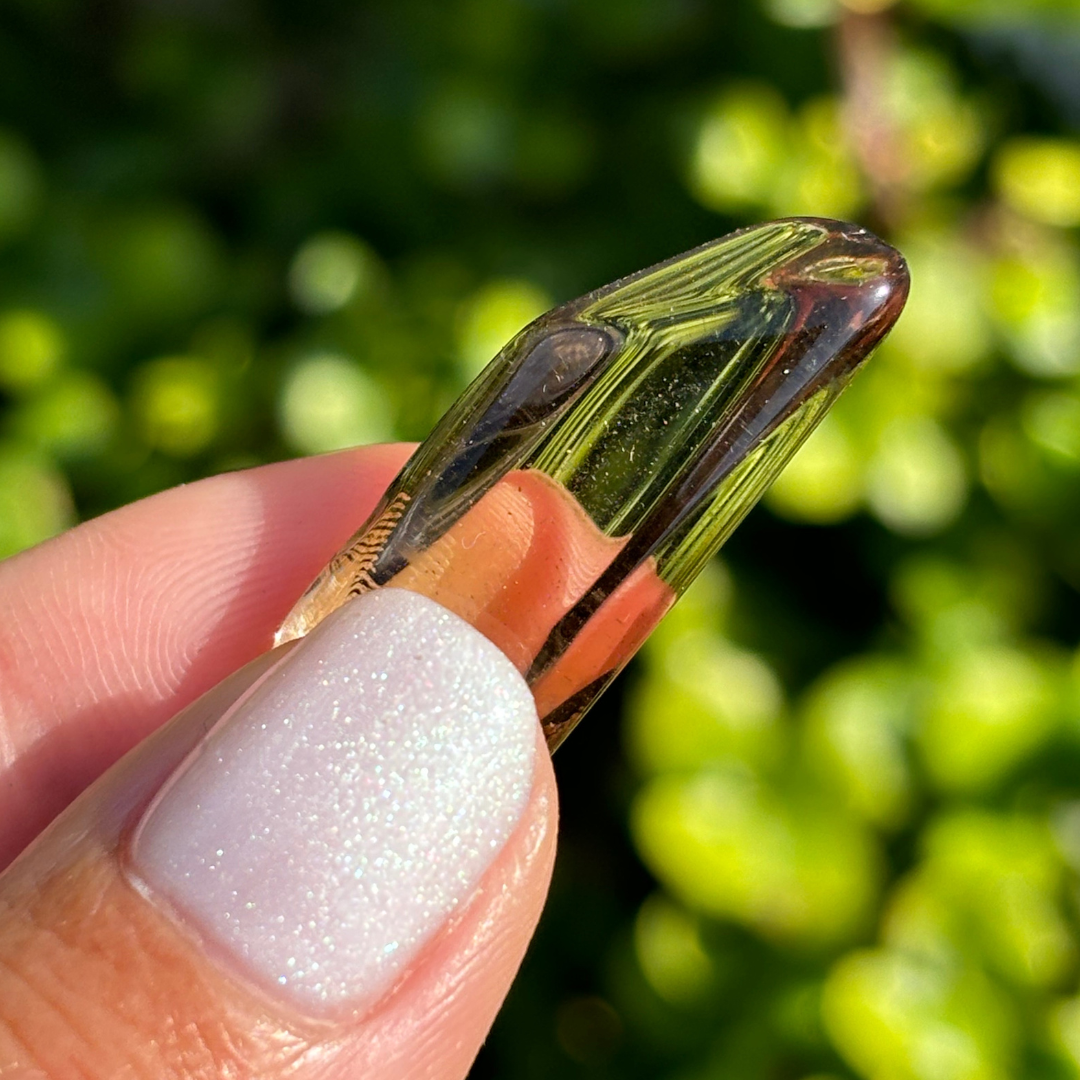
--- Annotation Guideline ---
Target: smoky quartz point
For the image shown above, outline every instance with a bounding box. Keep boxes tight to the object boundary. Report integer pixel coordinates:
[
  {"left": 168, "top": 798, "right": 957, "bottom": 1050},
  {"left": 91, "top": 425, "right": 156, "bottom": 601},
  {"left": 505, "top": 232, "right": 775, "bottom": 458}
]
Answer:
[{"left": 278, "top": 218, "right": 910, "bottom": 750}]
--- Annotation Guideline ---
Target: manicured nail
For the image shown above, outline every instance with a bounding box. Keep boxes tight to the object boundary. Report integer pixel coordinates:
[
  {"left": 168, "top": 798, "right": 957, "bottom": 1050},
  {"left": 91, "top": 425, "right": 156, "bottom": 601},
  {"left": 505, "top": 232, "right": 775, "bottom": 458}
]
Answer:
[{"left": 129, "top": 588, "right": 538, "bottom": 1013}]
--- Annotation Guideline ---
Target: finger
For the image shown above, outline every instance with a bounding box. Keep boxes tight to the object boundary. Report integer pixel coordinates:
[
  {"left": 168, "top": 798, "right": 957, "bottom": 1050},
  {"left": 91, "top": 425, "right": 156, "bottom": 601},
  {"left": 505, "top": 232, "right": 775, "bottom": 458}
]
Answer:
[
  {"left": 0, "top": 444, "right": 412, "bottom": 868},
  {"left": 0, "top": 589, "right": 558, "bottom": 1080}
]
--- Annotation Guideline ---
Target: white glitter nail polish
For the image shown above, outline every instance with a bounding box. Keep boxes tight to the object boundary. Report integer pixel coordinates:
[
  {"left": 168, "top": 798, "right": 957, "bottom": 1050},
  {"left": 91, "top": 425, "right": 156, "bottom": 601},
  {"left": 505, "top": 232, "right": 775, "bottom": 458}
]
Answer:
[{"left": 130, "top": 588, "right": 537, "bottom": 1013}]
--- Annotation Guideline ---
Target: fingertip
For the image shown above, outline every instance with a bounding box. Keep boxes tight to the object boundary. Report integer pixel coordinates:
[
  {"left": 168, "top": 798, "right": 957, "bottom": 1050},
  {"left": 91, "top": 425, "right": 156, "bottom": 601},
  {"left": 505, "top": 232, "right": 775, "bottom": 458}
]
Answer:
[
  {"left": 0, "top": 444, "right": 414, "bottom": 870},
  {"left": 343, "top": 732, "right": 558, "bottom": 1080},
  {"left": 0, "top": 594, "right": 558, "bottom": 1080},
  {"left": 0, "top": 745, "right": 557, "bottom": 1080}
]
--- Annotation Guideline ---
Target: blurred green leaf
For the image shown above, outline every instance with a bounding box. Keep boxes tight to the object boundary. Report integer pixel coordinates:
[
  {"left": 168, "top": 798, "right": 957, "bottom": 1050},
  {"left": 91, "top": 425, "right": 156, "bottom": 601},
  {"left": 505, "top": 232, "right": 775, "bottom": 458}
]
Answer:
[
  {"left": 0, "top": 444, "right": 73, "bottom": 558},
  {"left": 823, "top": 949, "right": 1019, "bottom": 1080},
  {"left": 0, "top": 130, "right": 42, "bottom": 245},
  {"left": 633, "top": 767, "right": 881, "bottom": 948}
]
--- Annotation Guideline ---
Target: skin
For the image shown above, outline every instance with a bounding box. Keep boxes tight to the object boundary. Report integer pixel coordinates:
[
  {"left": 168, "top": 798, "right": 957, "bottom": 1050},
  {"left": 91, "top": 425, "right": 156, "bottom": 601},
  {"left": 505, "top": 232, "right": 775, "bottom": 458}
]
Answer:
[
  {"left": 0, "top": 444, "right": 558, "bottom": 1080},
  {"left": 386, "top": 468, "right": 676, "bottom": 725}
]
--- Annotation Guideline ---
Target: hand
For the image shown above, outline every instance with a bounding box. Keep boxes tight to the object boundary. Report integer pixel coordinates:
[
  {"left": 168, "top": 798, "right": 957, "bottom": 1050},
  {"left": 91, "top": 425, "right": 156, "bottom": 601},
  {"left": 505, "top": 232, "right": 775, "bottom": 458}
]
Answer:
[{"left": 0, "top": 445, "right": 558, "bottom": 1079}]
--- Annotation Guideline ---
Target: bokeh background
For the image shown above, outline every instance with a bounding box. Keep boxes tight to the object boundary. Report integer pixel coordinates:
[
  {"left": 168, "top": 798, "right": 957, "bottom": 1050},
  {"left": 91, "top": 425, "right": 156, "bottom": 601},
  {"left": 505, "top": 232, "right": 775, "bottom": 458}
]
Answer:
[{"left": 3, "top": 0, "right": 1080, "bottom": 1075}]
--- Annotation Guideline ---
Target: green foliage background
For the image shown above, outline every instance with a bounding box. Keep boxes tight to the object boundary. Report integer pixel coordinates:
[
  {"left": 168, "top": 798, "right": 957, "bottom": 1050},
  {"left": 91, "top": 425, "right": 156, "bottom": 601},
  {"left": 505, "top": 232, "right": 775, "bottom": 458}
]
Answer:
[{"left": 5, "top": 0, "right": 1080, "bottom": 1076}]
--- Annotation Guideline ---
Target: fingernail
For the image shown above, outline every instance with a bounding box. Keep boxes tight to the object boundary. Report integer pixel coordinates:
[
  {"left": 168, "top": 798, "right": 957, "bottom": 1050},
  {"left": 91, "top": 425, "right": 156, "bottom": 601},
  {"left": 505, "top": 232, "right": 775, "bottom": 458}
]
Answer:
[{"left": 129, "top": 588, "right": 538, "bottom": 1013}]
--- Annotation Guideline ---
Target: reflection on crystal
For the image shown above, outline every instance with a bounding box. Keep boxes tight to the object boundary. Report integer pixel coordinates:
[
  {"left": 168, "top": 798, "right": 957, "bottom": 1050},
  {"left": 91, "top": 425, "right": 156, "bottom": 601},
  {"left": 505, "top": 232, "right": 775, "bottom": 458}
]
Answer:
[{"left": 278, "top": 217, "right": 909, "bottom": 749}]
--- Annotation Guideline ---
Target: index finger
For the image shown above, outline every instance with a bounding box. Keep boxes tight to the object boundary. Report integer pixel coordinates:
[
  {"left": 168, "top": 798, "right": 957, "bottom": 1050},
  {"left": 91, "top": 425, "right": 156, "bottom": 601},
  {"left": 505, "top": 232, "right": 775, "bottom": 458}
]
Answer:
[{"left": 0, "top": 443, "right": 411, "bottom": 868}]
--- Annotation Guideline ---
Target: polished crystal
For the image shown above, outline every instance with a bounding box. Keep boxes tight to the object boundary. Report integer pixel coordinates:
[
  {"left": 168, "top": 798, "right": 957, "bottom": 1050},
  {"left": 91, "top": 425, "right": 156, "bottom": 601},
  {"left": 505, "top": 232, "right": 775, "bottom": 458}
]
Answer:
[{"left": 278, "top": 218, "right": 910, "bottom": 749}]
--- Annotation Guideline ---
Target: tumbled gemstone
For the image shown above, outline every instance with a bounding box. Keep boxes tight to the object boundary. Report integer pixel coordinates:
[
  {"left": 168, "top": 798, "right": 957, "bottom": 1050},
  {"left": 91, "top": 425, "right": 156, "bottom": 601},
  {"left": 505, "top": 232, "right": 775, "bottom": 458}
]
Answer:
[{"left": 278, "top": 217, "right": 910, "bottom": 749}]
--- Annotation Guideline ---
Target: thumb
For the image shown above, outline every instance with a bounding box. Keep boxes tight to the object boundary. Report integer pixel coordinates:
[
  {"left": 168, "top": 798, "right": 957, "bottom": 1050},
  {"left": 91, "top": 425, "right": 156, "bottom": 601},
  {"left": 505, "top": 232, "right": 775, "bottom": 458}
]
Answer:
[{"left": 0, "top": 588, "right": 557, "bottom": 1080}]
